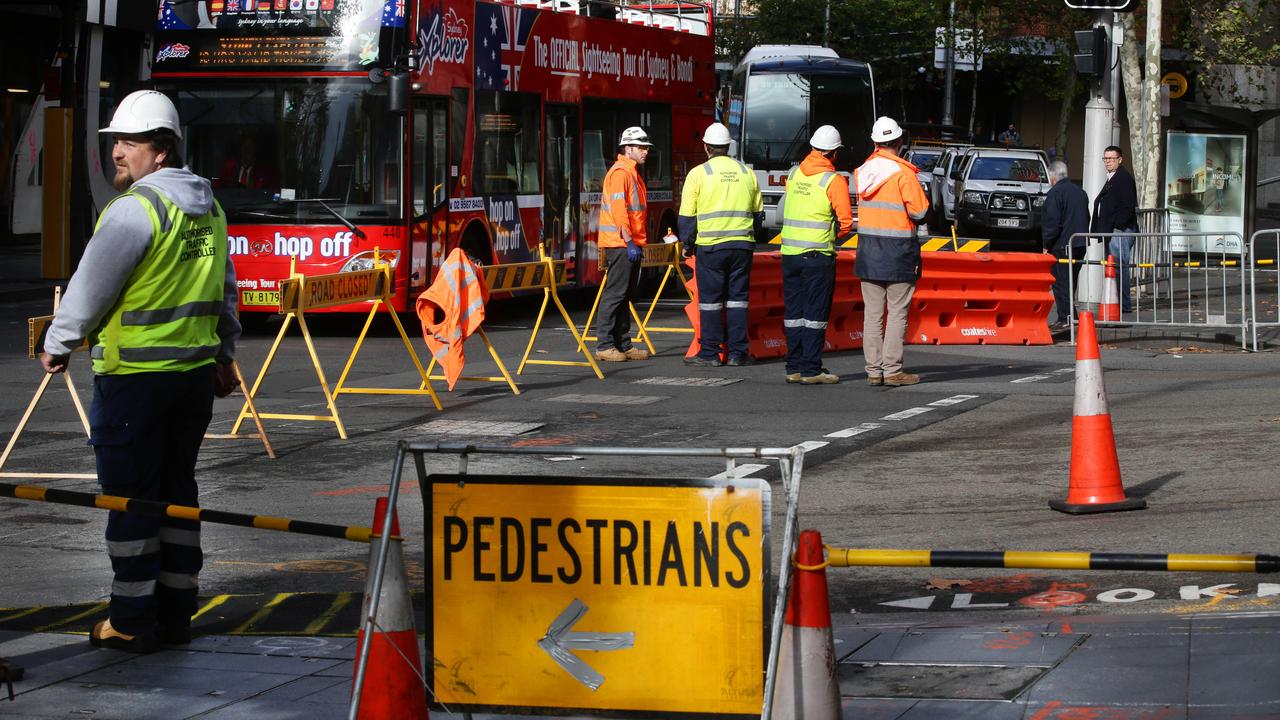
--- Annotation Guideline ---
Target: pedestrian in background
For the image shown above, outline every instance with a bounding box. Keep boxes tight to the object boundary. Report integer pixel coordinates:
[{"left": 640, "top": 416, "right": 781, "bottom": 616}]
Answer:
[
  {"left": 1091, "top": 145, "right": 1138, "bottom": 313},
  {"left": 855, "top": 116, "right": 930, "bottom": 386},
  {"left": 1041, "top": 160, "right": 1090, "bottom": 328},
  {"left": 40, "top": 90, "right": 241, "bottom": 653},
  {"left": 998, "top": 123, "right": 1022, "bottom": 147},
  {"left": 777, "top": 125, "right": 853, "bottom": 385},
  {"left": 679, "top": 122, "right": 763, "bottom": 367},
  {"left": 594, "top": 126, "right": 653, "bottom": 362}
]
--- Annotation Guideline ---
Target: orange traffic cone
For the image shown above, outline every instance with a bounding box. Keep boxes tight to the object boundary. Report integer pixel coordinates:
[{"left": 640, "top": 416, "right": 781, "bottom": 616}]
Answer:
[
  {"left": 1099, "top": 255, "right": 1121, "bottom": 321},
  {"left": 770, "top": 529, "right": 840, "bottom": 720},
  {"left": 352, "top": 498, "right": 427, "bottom": 719},
  {"left": 1049, "top": 312, "right": 1146, "bottom": 514}
]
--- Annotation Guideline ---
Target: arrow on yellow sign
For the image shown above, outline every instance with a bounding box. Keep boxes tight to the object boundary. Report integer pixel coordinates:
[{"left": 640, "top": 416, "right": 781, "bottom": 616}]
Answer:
[{"left": 536, "top": 599, "right": 635, "bottom": 691}]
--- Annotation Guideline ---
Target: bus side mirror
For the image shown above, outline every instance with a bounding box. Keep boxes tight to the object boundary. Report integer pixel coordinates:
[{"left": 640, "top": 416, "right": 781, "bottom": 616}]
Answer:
[{"left": 389, "top": 72, "right": 409, "bottom": 114}]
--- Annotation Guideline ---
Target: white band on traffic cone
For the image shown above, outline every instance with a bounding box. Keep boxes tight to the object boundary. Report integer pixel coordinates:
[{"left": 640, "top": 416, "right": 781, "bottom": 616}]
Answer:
[{"left": 1073, "top": 358, "right": 1109, "bottom": 417}]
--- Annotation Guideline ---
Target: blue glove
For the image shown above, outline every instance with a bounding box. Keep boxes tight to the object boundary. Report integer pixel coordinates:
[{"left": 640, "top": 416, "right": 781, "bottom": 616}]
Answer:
[{"left": 625, "top": 240, "right": 643, "bottom": 262}]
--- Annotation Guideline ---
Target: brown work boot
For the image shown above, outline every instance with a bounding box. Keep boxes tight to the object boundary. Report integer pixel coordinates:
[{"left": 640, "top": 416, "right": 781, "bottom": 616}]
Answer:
[
  {"left": 622, "top": 347, "right": 650, "bottom": 361},
  {"left": 595, "top": 348, "right": 627, "bottom": 362},
  {"left": 867, "top": 374, "right": 884, "bottom": 386},
  {"left": 89, "top": 619, "right": 157, "bottom": 654},
  {"left": 883, "top": 372, "right": 920, "bottom": 386},
  {"left": 799, "top": 370, "right": 840, "bottom": 385}
]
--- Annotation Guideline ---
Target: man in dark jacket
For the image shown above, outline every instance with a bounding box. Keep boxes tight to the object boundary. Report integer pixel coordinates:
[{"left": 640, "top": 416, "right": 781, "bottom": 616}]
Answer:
[
  {"left": 1091, "top": 146, "right": 1138, "bottom": 312},
  {"left": 1042, "top": 161, "right": 1090, "bottom": 327}
]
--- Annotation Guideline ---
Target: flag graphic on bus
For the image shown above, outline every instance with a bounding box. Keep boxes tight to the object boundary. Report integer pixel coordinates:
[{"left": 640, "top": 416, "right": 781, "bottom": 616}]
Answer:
[{"left": 474, "top": 3, "right": 534, "bottom": 91}]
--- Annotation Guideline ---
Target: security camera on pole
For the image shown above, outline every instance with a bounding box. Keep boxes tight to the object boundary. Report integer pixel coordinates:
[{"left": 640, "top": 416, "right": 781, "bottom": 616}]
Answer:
[{"left": 1066, "top": 0, "right": 1135, "bottom": 310}]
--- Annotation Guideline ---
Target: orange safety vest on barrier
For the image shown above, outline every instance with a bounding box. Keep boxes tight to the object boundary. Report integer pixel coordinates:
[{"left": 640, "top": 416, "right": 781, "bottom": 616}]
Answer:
[{"left": 416, "top": 249, "right": 489, "bottom": 390}]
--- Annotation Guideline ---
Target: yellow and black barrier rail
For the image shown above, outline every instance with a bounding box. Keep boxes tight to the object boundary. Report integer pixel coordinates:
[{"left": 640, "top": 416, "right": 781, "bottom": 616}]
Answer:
[
  {"left": 771, "top": 232, "right": 990, "bottom": 252},
  {"left": 823, "top": 547, "right": 1280, "bottom": 573},
  {"left": 0, "top": 481, "right": 379, "bottom": 544},
  {"left": 1060, "top": 258, "right": 1277, "bottom": 269}
]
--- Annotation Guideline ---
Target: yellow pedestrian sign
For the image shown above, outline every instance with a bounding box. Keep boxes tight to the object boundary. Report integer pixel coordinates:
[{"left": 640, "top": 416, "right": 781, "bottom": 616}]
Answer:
[{"left": 427, "top": 474, "right": 769, "bottom": 716}]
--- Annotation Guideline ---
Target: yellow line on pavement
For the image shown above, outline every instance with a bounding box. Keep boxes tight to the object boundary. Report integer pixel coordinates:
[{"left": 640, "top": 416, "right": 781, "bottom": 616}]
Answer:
[
  {"left": 304, "top": 592, "right": 356, "bottom": 635},
  {"left": 192, "top": 594, "right": 235, "bottom": 621},
  {"left": 32, "top": 601, "right": 108, "bottom": 632},
  {"left": 0, "top": 607, "right": 43, "bottom": 624},
  {"left": 232, "top": 592, "right": 292, "bottom": 634}
]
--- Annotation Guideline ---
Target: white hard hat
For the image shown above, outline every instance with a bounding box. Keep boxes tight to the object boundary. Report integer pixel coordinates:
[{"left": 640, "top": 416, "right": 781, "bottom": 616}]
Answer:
[
  {"left": 809, "top": 125, "right": 842, "bottom": 151},
  {"left": 870, "top": 116, "right": 903, "bottom": 143},
  {"left": 618, "top": 126, "right": 654, "bottom": 147},
  {"left": 100, "top": 90, "right": 183, "bottom": 140},
  {"left": 702, "top": 122, "right": 732, "bottom": 146}
]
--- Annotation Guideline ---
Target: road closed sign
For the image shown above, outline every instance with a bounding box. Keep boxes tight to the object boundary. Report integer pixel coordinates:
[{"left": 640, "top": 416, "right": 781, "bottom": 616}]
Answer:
[{"left": 427, "top": 474, "right": 770, "bottom": 717}]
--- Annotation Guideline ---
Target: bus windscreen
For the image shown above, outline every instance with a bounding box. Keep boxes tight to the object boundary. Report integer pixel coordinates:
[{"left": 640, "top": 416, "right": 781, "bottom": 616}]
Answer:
[
  {"left": 742, "top": 70, "right": 875, "bottom": 173},
  {"left": 159, "top": 79, "right": 403, "bottom": 225}
]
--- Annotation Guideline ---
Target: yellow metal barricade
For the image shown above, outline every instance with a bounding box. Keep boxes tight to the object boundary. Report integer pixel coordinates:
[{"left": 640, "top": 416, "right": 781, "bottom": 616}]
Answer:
[
  {"left": 580, "top": 242, "right": 694, "bottom": 353},
  {"left": 0, "top": 288, "right": 94, "bottom": 479},
  {"left": 504, "top": 255, "right": 603, "bottom": 379},
  {"left": 233, "top": 258, "right": 441, "bottom": 442}
]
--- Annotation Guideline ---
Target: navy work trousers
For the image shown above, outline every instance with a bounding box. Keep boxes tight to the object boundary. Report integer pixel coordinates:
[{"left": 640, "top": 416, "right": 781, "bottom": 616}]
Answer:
[
  {"left": 694, "top": 246, "right": 752, "bottom": 360},
  {"left": 594, "top": 247, "right": 641, "bottom": 352},
  {"left": 782, "top": 251, "right": 836, "bottom": 376},
  {"left": 90, "top": 365, "right": 214, "bottom": 636}
]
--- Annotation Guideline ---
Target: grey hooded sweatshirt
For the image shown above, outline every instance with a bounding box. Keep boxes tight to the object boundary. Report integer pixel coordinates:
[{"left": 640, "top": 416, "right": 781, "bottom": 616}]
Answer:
[{"left": 44, "top": 167, "right": 241, "bottom": 364}]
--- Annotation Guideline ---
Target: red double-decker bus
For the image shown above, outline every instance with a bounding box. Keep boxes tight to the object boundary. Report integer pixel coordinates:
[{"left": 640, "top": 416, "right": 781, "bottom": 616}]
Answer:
[{"left": 147, "top": 0, "right": 715, "bottom": 313}]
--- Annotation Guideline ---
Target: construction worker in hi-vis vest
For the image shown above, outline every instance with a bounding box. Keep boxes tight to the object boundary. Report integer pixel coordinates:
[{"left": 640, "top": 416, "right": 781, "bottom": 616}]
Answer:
[
  {"left": 678, "top": 122, "right": 763, "bottom": 367},
  {"left": 854, "top": 116, "right": 930, "bottom": 387},
  {"left": 593, "top": 126, "right": 653, "bottom": 363},
  {"left": 41, "top": 90, "right": 241, "bottom": 654},
  {"left": 777, "top": 124, "right": 854, "bottom": 385}
]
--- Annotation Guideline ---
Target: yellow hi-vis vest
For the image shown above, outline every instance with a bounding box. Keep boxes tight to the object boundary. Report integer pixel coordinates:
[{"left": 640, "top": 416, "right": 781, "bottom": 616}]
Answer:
[
  {"left": 780, "top": 168, "right": 837, "bottom": 255},
  {"left": 90, "top": 185, "right": 228, "bottom": 375},
  {"left": 692, "top": 156, "right": 759, "bottom": 247}
]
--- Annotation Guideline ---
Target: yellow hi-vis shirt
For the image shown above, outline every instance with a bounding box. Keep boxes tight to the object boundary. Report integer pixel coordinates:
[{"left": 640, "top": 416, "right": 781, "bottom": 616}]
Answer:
[{"left": 679, "top": 155, "right": 762, "bottom": 248}]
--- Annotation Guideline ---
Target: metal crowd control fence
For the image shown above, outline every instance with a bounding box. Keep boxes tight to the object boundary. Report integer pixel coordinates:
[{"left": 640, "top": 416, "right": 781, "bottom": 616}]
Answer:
[
  {"left": 1133, "top": 208, "right": 1171, "bottom": 294},
  {"left": 1066, "top": 231, "right": 1248, "bottom": 349},
  {"left": 1249, "top": 229, "right": 1280, "bottom": 351},
  {"left": 350, "top": 442, "right": 808, "bottom": 720}
]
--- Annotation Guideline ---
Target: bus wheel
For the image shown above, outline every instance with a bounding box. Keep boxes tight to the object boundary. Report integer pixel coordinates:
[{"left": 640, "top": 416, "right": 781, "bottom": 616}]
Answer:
[{"left": 460, "top": 225, "right": 493, "bottom": 266}]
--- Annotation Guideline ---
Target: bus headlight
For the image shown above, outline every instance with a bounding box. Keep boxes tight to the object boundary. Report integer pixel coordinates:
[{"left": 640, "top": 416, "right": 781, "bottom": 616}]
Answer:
[{"left": 340, "top": 249, "right": 400, "bottom": 273}]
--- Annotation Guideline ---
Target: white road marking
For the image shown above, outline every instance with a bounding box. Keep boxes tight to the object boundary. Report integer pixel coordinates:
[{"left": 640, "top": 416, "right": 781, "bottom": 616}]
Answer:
[
  {"left": 708, "top": 463, "right": 768, "bottom": 480},
  {"left": 928, "top": 394, "right": 979, "bottom": 406},
  {"left": 882, "top": 407, "right": 934, "bottom": 421},
  {"left": 825, "top": 423, "right": 884, "bottom": 438}
]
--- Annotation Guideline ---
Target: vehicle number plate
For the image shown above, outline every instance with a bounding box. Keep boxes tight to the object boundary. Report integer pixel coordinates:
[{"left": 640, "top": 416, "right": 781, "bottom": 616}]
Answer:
[
  {"left": 241, "top": 290, "right": 280, "bottom": 307},
  {"left": 996, "top": 218, "right": 1021, "bottom": 228}
]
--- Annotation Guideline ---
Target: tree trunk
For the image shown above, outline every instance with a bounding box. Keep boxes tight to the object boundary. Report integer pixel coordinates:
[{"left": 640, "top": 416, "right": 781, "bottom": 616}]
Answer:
[
  {"left": 1118, "top": 13, "right": 1147, "bottom": 197},
  {"left": 1056, "top": 61, "right": 1078, "bottom": 165},
  {"left": 1142, "top": 0, "right": 1162, "bottom": 208}
]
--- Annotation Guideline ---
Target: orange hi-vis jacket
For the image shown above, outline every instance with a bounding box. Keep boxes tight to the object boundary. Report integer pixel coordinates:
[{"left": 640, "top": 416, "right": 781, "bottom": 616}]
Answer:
[
  {"left": 416, "top": 248, "right": 489, "bottom": 390},
  {"left": 852, "top": 148, "right": 929, "bottom": 240},
  {"left": 598, "top": 155, "right": 648, "bottom": 248}
]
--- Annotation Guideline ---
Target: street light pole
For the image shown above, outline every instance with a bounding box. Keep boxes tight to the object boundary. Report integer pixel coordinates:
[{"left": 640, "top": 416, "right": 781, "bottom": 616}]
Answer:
[
  {"left": 941, "top": 0, "right": 957, "bottom": 130},
  {"left": 823, "top": 0, "right": 830, "bottom": 46}
]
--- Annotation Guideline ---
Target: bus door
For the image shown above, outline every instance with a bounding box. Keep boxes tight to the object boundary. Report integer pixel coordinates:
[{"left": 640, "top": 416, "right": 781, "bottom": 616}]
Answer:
[
  {"left": 412, "top": 96, "right": 450, "bottom": 291},
  {"left": 544, "top": 105, "right": 580, "bottom": 273}
]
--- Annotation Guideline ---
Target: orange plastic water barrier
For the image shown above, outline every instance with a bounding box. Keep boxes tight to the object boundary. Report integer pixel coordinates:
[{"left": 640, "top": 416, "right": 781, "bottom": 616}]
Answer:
[{"left": 684, "top": 251, "right": 1055, "bottom": 359}]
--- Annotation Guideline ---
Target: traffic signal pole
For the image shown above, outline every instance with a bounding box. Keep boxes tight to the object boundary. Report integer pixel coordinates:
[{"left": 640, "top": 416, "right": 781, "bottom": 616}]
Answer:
[{"left": 1078, "top": 10, "right": 1114, "bottom": 307}]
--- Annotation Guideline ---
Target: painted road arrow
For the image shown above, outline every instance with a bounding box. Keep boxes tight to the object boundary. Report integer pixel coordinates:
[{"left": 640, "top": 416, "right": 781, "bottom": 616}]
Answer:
[{"left": 537, "top": 598, "right": 635, "bottom": 690}]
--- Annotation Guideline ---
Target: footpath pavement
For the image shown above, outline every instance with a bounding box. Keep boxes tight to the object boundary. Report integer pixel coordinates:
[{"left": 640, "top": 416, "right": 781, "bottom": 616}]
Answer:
[{"left": 3, "top": 610, "right": 1279, "bottom": 718}]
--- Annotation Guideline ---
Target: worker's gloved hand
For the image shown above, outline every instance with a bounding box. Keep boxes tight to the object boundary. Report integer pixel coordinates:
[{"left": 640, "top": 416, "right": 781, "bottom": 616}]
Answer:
[{"left": 625, "top": 240, "right": 643, "bottom": 263}]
